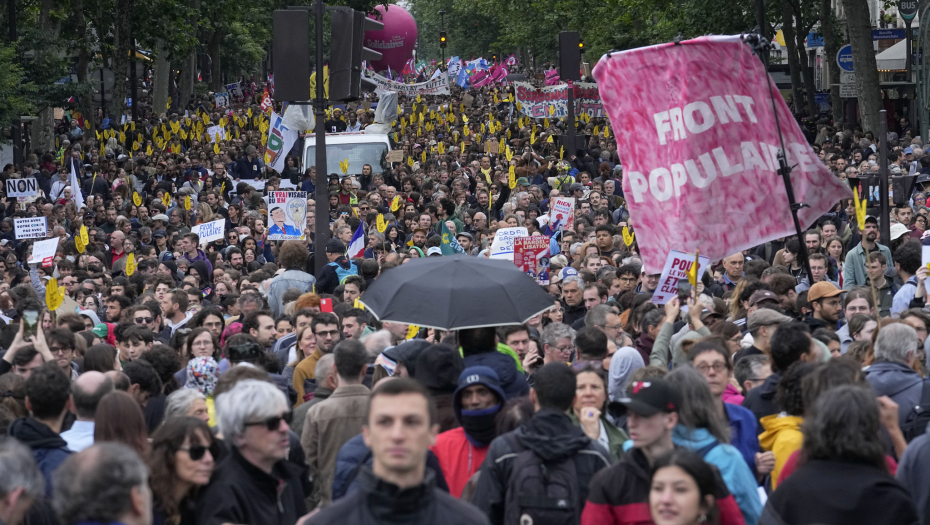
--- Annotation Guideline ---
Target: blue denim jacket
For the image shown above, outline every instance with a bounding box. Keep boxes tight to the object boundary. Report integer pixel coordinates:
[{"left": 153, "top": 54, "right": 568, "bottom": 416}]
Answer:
[{"left": 267, "top": 269, "right": 316, "bottom": 317}]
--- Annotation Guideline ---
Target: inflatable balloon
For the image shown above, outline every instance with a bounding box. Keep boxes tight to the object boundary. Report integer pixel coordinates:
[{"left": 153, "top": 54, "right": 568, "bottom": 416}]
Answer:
[{"left": 365, "top": 5, "right": 418, "bottom": 74}]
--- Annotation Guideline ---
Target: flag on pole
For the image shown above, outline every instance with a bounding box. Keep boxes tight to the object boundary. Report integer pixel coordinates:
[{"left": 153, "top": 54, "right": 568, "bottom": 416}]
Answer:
[
  {"left": 440, "top": 222, "right": 464, "bottom": 255},
  {"left": 346, "top": 223, "right": 366, "bottom": 258},
  {"left": 70, "top": 159, "right": 85, "bottom": 210}
]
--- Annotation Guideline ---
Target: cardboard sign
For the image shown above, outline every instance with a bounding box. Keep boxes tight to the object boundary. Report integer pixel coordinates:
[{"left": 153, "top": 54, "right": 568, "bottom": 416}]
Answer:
[
  {"left": 490, "top": 227, "right": 528, "bottom": 260},
  {"left": 462, "top": 94, "right": 475, "bottom": 108},
  {"left": 486, "top": 139, "right": 499, "bottom": 154},
  {"left": 650, "top": 250, "right": 711, "bottom": 305},
  {"left": 547, "top": 197, "right": 575, "bottom": 233},
  {"left": 206, "top": 125, "right": 226, "bottom": 143},
  {"left": 191, "top": 219, "right": 225, "bottom": 244},
  {"left": 14, "top": 217, "right": 47, "bottom": 239},
  {"left": 6, "top": 178, "right": 38, "bottom": 198},
  {"left": 30, "top": 237, "right": 58, "bottom": 266},
  {"left": 265, "top": 191, "right": 308, "bottom": 240},
  {"left": 514, "top": 236, "right": 550, "bottom": 285},
  {"left": 386, "top": 150, "right": 405, "bottom": 162}
]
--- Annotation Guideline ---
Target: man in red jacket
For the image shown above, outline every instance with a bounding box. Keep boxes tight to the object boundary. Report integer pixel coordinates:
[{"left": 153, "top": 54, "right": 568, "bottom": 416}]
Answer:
[
  {"left": 431, "top": 366, "right": 505, "bottom": 498},
  {"left": 582, "top": 379, "right": 746, "bottom": 525}
]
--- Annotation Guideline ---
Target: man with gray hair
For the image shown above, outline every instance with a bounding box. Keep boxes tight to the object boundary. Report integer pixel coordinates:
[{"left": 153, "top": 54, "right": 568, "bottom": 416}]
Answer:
[
  {"left": 52, "top": 443, "right": 151, "bottom": 525},
  {"left": 561, "top": 274, "right": 587, "bottom": 325},
  {"left": 0, "top": 437, "right": 44, "bottom": 525},
  {"left": 866, "top": 323, "right": 925, "bottom": 429},
  {"left": 199, "top": 379, "right": 307, "bottom": 525}
]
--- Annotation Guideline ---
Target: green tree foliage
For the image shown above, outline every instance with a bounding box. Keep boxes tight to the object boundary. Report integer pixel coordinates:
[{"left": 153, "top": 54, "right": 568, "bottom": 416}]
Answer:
[{"left": 0, "top": 42, "right": 34, "bottom": 141}]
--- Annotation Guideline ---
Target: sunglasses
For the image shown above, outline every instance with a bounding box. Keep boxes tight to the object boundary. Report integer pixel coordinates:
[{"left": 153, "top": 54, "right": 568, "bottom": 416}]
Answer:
[
  {"left": 180, "top": 442, "right": 219, "bottom": 461},
  {"left": 245, "top": 411, "right": 293, "bottom": 432},
  {"left": 134, "top": 317, "right": 154, "bottom": 324}
]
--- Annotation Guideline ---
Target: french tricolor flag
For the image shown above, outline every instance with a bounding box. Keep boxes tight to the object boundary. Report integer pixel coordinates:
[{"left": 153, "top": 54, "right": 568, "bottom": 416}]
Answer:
[{"left": 346, "top": 223, "right": 366, "bottom": 259}]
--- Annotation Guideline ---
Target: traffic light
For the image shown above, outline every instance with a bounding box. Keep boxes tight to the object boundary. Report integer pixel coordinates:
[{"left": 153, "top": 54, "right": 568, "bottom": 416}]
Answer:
[
  {"left": 272, "top": 10, "right": 311, "bottom": 101},
  {"left": 492, "top": 53, "right": 498, "bottom": 63},
  {"left": 579, "top": 40, "right": 585, "bottom": 53},
  {"left": 440, "top": 31, "right": 447, "bottom": 49},
  {"left": 558, "top": 31, "right": 580, "bottom": 81},
  {"left": 330, "top": 8, "right": 384, "bottom": 102}
]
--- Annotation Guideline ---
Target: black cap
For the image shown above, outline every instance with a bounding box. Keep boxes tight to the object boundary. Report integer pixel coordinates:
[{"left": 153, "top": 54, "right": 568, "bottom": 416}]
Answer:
[
  {"left": 864, "top": 215, "right": 879, "bottom": 225},
  {"left": 153, "top": 229, "right": 167, "bottom": 238},
  {"left": 325, "top": 239, "right": 346, "bottom": 254},
  {"left": 618, "top": 378, "right": 681, "bottom": 416}
]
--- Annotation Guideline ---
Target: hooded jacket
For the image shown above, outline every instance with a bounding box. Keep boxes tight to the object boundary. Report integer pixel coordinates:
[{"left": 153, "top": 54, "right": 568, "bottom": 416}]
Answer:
[
  {"left": 582, "top": 447, "right": 746, "bottom": 525},
  {"left": 182, "top": 248, "right": 212, "bottom": 276},
  {"left": 463, "top": 352, "right": 529, "bottom": 400},
  {"left": 470, "top": 409, "right": 611, "bottom": 525},
  {"left": 672, "top": 426, "right": 762, "bottom": 525},
  {"left": 742, "top": 372, "right": 781, "bottom": 427},
  {"left": 762, "top": 459, "right": 918, "bottom": 525},
  {"left": 307, "top": 467, "right": 490, "bottom": 525},
  {"left": 758, "top": 414, "right": 804, "bottom": 490},
  {"left": 725, "top": 402, "right": 761, "bottom": 477},
  {"left": 866, "top": 360, "right": 926, "bottom": 428},
  {"left": 8, "top": 418, "right": 72, "bottom": 496}
]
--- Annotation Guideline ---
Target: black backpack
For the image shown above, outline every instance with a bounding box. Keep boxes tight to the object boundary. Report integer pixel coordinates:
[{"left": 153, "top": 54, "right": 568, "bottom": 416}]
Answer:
[
  {"left": 902, "top": 379, "right": 930, "bottom": 442},
  {"left": 503, "top": 434, "right": 580, "bottom": 525}
]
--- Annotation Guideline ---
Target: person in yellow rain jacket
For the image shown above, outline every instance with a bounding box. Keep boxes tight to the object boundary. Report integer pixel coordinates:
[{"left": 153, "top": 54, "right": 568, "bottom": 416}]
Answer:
[{"left": 759, "top": 361, "right": 815, "bottom": 490}]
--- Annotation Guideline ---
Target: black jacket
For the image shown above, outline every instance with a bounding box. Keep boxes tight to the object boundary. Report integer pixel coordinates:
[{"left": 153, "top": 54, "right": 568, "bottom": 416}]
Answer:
[
  {"left": 561, "top": 300, "right": 587, "bottom": 327},
  {"left": 307, "top": 467, "right": 488, "bottom": 525},
  {"left": 761, "top": 459, "right": 918, "bottom": 525},
  {"left": 197, "top": 446, "right": 308, "bottom": 525},
  {"left": 470, "top": 409, "right": 610, "bottom": 525},
  {"left": 742, "top": 372, "right": 781, "bottom": 428},
  {"left": 8, "top": 418, "right": 72, "bottom": 497},
  {"left": 316, "top": 256, "right": 356, "bottom": 295}
]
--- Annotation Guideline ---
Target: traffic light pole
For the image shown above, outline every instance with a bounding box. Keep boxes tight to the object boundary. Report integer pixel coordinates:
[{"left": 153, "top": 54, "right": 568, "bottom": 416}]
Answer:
[{"left": 312, "top": 0, "right": 329, "bottom": 277}]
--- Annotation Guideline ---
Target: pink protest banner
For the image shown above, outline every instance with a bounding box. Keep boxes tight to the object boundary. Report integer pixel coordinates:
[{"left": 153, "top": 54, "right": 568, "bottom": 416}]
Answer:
[
  {"left": 592, "top": 35, "right": 852, "bottom": 273},
  {"left": 514, "top": 236, "right": 551, "bottom": 285}
]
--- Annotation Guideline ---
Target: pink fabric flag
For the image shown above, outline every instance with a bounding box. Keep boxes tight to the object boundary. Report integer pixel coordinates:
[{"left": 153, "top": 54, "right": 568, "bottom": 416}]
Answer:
[
  {"left": 544, "top": 69, "right": 560, "bottom": 86},
  {"left": 592, "top": 35, "right": 851, "bottom": 273}
]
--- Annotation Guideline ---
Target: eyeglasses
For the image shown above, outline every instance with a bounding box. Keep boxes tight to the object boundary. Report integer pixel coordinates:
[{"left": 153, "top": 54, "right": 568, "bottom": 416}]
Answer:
[
  {"left": 179, "top": 442, "right": 219, "bottom": 461},
  {"left": 49, "top": 346, "right": 73, "bottom": 355},
  {"left": 245, "top": 411, "right": 292, "bottom": 432},
  {"left": 695, "top": 362, "right": 728, "bottom": 374},
  {"left": 551, "top": 345, "right": 573, "bottom": 353},
  {"left": 315, "top": 330, "right": 340, "bottom": 338},
  {"left": 134, "top": 317, "right": 153, "bottom": 324}
]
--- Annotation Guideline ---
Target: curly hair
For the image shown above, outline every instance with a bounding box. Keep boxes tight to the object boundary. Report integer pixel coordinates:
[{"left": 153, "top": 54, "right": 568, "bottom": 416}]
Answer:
[
  {"left": 277, "top": 240, "right": 309, "bottom": 270},
  {"left": 776, "top": 361, "right": 817, "bottom": 416}
]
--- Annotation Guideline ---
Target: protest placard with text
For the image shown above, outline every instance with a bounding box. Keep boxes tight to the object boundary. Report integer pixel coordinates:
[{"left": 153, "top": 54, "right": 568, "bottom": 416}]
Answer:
[
  {"left": 14, "top": 217, "right": 47, "bottom": 239},
  {"left": 650, "top": 250, "right": 711, "bottom": 305}
]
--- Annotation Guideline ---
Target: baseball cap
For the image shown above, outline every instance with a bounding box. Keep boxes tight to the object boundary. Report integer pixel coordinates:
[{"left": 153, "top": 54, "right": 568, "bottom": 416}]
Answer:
[
  {"left": 905, "top": 147, "right": 915, "bottom": 154},
  {"left": 808, "top": 281, "right": 842, "bottom": 302},
  {"left": 864, "top": 215, "right": 879, "bottom": 225},
  {"left": 152, "top": 229, "right": 167, "bottom": 238},
  {"left": 426, "top": 247, "right": 443, "bottom": 256},
  {"left": 699, "top": 308, "right": 722, "bottom": 322},
  {"left": 569, "top": 183, "right": 584, "bottom": 192},
  {"left": 618, "top": 379, "right": 681, "bottom": 416},
  {"left": 748, "top": 290, "right": 779, "bottom": 307},
  {"left": 152, "top": 214, "right": 169, "bottom": 222},
  {"left": 890, "top": 222, "right": 910, "bottom": 241},
  {"left": 325, "top": 239, "right": 346, "bottom": 254},
  {"left": 554, "top": 267, "right": 578, "bottom": 285},
  {"left": 747, "top": 308, "right": 793, "bottom": 333},
  {"left": 456, "top": 232, "right": 474, "bottom": 242},
  {"left": 516, "top": 177, "right": 530, "bottom": 186}
]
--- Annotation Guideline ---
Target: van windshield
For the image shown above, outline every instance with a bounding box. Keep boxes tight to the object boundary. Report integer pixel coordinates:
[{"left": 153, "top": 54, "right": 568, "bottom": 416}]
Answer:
[{"left": 304, "top": 142, "right": 388, "bottom": 175}]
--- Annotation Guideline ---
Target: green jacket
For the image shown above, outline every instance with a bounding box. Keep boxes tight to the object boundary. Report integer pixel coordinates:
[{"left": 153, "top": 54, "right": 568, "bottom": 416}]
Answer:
[
  {"left": 568, "top": 411, "right": 628, "bottom": 462},
  {"left": 651, "top": 322, "right": 711, "bottom": 369},
  {"left": 843, "top": 242, "right": 893, "bottom": 290}
]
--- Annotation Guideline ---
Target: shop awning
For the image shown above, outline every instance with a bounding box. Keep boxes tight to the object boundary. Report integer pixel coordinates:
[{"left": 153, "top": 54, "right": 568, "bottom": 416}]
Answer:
[{"left": 876, "top": 39, "right": 907, "bottom": 71}]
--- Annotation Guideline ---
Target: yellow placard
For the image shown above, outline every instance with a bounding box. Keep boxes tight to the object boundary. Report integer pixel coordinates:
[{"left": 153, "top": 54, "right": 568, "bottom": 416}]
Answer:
[
  {"left": 376, "top": 214, "right": 386, "bottom": 232},
  {"left": 79, "top": 225, "right": 89, "bottom": 245},
  {"left": 184, "top": 196, "right": 192, "bottom": 211},
  {"left": 339, "top": 158, "right": 349, "bottom": 174},
  {"left": 75, "top": 233, "right": 85, "bottom": 254},
  {"left": 622, "top": 226, "right": 635, "bottom": 246},
  {"left": 508, "top": 165, "right": 517, "bottom": 189},
  {"left": 390, "top": 196, "right": 401, "bottom": 212},
  {"left": 132, "top": 192, "right": 141, "bottom": 206},
  {"left": 125, "top": 253, "right": 136, "bottom": 276},
  {"left": 406, "top": 324, "right": 419, "bottom": 339},
  {"left": 45, "top": 278, "right": 63, "bottom": 311}
]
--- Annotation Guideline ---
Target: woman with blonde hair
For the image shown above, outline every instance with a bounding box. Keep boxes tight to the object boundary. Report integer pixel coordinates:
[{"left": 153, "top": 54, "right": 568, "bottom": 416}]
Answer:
[{"left": 195, "top": 202, "right": 213, "bottom": 225}]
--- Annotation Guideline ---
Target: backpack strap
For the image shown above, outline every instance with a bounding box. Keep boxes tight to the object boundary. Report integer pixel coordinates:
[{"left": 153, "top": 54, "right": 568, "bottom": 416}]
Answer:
[
  {"left": 918, "top": 379, "right": 930, "bottom": 408},
  {"left": 696, "top": 440, "right": 720, "bottom": 458}
]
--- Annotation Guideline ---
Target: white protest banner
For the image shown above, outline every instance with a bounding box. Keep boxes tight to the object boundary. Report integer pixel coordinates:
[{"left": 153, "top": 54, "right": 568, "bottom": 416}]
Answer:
[
  {"left": 547, "top": 197, "right": 575, "bottom": 233},
  {"left": 225, "top": 83, "right": 243, "bottom": 97},
  {"left": 490, "top": 227, "right": 528, "bottom": 260},
  {"left": 14, "top": 217, "right": 47, "bottom": 239},
  {"left": 650, "top": 250, "right": 711, "bottom": 305},
  {"left": 191, "top": 219, "right": 225, "bottom": 245},
  {"left": 29, "top": 237, "right": 58, "bottom": 267},
  {"left": 5, "top": 178, "right": 38, "bottom": 198},
  {"left": 514, "top": 236, "right": 551, "bottom": 285},
  {"left": 214, "top": 92, "right": 230, "bottom": 107},
  {"left": 266, "top": 191, "right": 308, "bottom": 240},
  {"left": 206, "top": 125, "right": 226, "bottom": 143},
  {"left": 369, "top": 72, "right": 451, "bottom": 96},
  {"left": 514, "top": 82, "right": 605, "bottom": 119}
]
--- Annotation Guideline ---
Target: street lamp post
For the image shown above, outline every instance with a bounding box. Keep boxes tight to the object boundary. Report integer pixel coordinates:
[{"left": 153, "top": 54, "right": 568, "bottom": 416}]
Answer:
[{"left": 439, "top": 10, "right": 445, "bottom": 67}]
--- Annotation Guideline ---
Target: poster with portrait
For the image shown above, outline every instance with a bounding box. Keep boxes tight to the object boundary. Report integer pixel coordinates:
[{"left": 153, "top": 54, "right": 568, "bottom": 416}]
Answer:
[{"left": 265, "top": 191, "right": 307, "bottom": 240}]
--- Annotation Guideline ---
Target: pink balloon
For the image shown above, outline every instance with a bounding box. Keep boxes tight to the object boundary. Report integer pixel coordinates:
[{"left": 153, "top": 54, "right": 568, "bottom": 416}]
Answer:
[{"left": 365, "top": 5, "right": 418, "bottom": 73}]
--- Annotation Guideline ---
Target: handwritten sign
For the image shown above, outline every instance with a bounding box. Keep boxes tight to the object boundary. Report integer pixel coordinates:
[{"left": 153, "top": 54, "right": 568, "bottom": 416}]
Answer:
[
  {"left": 14, "top": 217, "right": 47, "bottom": 239},
  {"left": 6, "top": 178, "right": 38, "bottom": 198},
  {"left": 191, "top": 219, "right": 225, "bottom": 244},
  {"left": 265, "top": 191, "right": 308, "bottom": 240},
  {"left": 651, "top": 249, "right": 711, "bottom": 305},
  {"left": 30, "top": 237, "right": 58, "bottom": 266},
  {"left": 490, "top": 227, "right": 528, "bottom": 260}
]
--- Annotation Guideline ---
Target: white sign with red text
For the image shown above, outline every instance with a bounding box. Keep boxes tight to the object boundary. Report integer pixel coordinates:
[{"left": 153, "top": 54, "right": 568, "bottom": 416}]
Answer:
[{"left": 650, "top": 250, "right": 710, "bottom": 305}]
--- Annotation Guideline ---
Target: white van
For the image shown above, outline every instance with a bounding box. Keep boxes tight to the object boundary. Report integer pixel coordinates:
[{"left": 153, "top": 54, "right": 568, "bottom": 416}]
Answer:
[{"left": 301, "top": 132, "right": 392, "bottom": 178}]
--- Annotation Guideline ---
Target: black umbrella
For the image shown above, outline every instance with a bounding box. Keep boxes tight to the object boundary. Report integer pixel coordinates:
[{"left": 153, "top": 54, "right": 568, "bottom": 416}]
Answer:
[{"left": 359, "top": 255, "right": 555, "bottom": 330}]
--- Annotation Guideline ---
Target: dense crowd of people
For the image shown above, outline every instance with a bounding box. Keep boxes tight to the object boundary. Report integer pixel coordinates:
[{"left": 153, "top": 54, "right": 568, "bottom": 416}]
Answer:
[{"left": 0, "top": 77, "right": 929, "bottom": 525}]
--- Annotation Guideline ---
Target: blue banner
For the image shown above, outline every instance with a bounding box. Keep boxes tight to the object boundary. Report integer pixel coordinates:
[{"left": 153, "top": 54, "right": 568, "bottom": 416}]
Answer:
[{"left": 872, "top": 29, "right": 906, "bottom": 40}]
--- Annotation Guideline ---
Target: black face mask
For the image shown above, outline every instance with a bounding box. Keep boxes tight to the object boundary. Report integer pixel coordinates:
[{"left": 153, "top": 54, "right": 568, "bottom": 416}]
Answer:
[{"left": 460, "top": 404, "right": 501, "bottom": 447}]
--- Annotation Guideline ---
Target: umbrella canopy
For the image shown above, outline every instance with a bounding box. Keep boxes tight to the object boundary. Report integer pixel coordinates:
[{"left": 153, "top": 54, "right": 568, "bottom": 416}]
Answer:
[
  {"left": 359, "top": 255, "right": 555, "bottom": 331},
  {"left": 505, "top": 73, "right": 527, "bottom": 81}
]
